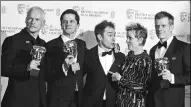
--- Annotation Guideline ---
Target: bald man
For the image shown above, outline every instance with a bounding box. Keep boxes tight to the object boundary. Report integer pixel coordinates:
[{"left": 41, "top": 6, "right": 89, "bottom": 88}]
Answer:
[{"left": 1, "top": 6, "right": 47, "bottom": 107}]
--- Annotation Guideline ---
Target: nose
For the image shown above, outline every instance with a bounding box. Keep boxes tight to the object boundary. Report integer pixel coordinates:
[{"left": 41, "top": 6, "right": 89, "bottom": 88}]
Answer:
[
  {"left": 158, "top": 26, "right": 163, "bottom": 31},
  {"left": 126, "top": 38, "right": 129, "bottom": 43},
  {"left": 112, "top": 37, "right": 115, "bottom": 42},
  {"left": 31, "top": 18, "right": 36, "bottom": 24}
]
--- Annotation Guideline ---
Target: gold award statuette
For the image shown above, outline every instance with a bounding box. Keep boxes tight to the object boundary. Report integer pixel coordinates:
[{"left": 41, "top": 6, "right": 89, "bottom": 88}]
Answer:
[
  {"left": 63, "top": 40, "right": 78, "bottom": 60},
  {"left": 154, "top": 57, "right": 169, "bottom": 75},
  {"left": 29, "top": 45, "right": 46, "bottom": 77},
  {"left": 30, "top": 45, "right": 46, "bottom": 62}
]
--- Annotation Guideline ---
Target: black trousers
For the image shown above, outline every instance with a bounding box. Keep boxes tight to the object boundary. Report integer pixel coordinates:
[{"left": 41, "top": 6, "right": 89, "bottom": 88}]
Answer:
[
  {"left": 74, "top": 91, "right": 79, "bottom": 107},
  {"left": 102, "top": 100, "right": 106, "bottom": 107}
]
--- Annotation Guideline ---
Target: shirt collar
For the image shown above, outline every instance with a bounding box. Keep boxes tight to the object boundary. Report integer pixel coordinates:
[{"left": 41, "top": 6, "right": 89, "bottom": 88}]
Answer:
[
  {"left": 98, "top": 45, "right": 112, "bottom": 56},
  {"left": 159, "top": 35, "right": 174, "bottom": 48},
  {"left": 61, "top": 34, "right": 77, "bottom": 43}
]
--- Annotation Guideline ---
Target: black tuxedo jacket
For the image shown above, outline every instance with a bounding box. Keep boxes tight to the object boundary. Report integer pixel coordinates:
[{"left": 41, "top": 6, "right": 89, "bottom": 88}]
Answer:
[
  {"left": 148, "top": 37, "right": 190, "bottom": 107},
  {"left": 1, "top": 28, "right": 47, "bottom": 107},
  {"left": 45, "top": 36, "right": 86, "bottom": 107},
  {"left": 83, "top": 45, "right": 125, "bottom": 107}
]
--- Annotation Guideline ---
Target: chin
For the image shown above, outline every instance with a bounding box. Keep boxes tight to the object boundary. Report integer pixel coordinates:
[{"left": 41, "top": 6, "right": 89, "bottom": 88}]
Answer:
[{"left": 28, "top": 28, "right": 38, "bottom": 32}]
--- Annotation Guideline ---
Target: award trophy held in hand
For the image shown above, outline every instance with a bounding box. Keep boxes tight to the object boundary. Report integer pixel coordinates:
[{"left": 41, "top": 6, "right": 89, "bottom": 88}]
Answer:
[
  {"left": 154, "top": 57, "right": 169, "bottom": 88},
  {"left": 31, "top": 45, "right": 46, "bottom": 62},
  {"left": 30, "top": 45, "right": 46, "bottom": 77},
  {"left": 154, "top": 57, "right": 169, "bottom": 75},
  {"left": 63, "top": 40, "right": 78, "bottom": 59},
  {"left": 63, "top": 40, "right": 79, "bottom": 74}
]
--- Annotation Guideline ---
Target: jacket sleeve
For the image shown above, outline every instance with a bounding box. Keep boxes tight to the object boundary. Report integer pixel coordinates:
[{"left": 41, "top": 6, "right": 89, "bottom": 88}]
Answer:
[
  {"left": 174, "top": 44, "right": 190, "bottom": 85},
  {"left": 1, "top": 37, "right": 30, "bottom": 80}
]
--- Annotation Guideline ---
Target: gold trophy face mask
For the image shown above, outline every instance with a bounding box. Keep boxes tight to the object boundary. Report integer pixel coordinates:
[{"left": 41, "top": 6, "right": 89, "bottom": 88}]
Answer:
[
  {"left": 30, "top": 45, "right": 46, "bottom": 62},
  {"left": 154, "top": 57, "right": 169, "bottom": 75},
  {"left": 63, "top": 40, "right": 78, "bottom": 59}
]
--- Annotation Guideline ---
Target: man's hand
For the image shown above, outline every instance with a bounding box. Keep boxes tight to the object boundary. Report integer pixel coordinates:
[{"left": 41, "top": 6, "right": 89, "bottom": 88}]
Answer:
[
  {"left": 27, "top": 60, "right": 40, "bottom": 71},
  {"left": 27, "top": 60, "right": 40, "bottom": 77},
  {"left": 114, "top": 43, "right": 120, "bottom": 53},
  {"left": 71, "top": 62, "right": 80, "bottom": 74},
  {"left": 158, "top": 69, "right": 174, "bottom": 83},
  {"left": 65, "top": 55, "right": 75, "bottom": 66},
  {"left": 111, "top": 72, "right": 122, "bottom": 81}
]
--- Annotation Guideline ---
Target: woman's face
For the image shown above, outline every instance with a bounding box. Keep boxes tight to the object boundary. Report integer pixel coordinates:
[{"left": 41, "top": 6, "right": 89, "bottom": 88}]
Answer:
[{"left": 126, "top": 30, "right": 141, "bottom": 51}]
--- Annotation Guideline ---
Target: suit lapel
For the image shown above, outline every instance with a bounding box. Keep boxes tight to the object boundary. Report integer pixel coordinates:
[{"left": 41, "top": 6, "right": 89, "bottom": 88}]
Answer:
[
  {"left": 109, "top": 51, "right": 120, "bottom": 74},
  {"left": 151, "top": 45, "right": 157, "bottom": 60},
  {"left": 164, "top": 37, "right": 177, "bottom": 57},
  {"left": 92, "top": 46, "right": 106, "bottom": 75},
  {"left": 75, "top": 39, "right": 82, "bottom": 64}
]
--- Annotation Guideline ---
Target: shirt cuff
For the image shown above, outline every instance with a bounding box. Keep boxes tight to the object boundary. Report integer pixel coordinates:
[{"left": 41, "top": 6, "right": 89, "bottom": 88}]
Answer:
[
  {"left": 62, "top": 64, "right": 68, "bottom": 76},
  {"left": 170, "top": 74, "right": 175, "bottom": 84}
]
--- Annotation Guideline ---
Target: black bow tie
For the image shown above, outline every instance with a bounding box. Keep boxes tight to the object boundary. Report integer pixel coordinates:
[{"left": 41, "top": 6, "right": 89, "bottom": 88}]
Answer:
[
  {"left": 102, "top": 50, "right": 112, "bottom": 56},
  {"left": 158, "top": 41, "right": 167, "bottom": 48}
]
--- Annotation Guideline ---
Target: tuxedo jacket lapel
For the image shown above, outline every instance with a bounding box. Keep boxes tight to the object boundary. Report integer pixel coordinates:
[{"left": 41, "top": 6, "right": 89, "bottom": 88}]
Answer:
[
  {"left": 92, "top": 46, "right": 106, "bottom": 75},
  {"left": 164, "top": 37, "right": 177, "bottom": 57},
  {"left": 109, "top": 51, "right": 121, "bottom": 74},
  {"left": 76, "top": 39, "right": 82, "bottom": 65}
]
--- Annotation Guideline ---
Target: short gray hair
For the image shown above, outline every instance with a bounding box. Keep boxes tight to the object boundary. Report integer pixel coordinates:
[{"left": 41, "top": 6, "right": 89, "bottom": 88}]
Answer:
[{"left": 26, "top": 6, "right": 45, "bottom": 20}]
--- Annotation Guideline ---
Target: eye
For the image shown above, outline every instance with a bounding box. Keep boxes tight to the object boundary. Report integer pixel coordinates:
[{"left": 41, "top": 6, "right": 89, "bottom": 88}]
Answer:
[
  {"left": 62, "top": 20, "right": 67, "bottom": 24},
  {"left": 35, "top": 18, "right": 39, "bottom": 21},
  {"left": 70, "top": 20, "right": 76, "bottom": 23}
]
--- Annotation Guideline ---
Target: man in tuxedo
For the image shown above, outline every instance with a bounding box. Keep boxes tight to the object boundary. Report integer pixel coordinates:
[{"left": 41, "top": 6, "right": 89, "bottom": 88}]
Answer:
[
  {"left": 45, "top": 9, "right": 86, "bottom": 107},
  {"left": 1, "top": 6, "right": 47, "bottom": 107},
  {"left": 148, "top": 11, "right": 190, "bottom": 107},
  {"left": 83, "top": 20, "right": 125, "bottom": 107}
]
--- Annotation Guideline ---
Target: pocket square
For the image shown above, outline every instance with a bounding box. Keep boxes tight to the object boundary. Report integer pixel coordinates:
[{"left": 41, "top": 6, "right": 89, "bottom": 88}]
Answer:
[{"left": 172, "top": 57, "right": 176, "bottom": 60}]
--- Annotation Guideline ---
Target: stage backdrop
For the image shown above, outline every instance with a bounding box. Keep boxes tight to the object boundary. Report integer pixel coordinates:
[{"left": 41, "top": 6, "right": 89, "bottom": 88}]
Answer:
[{"left": 1, "top": 1, "right": 190, "bottom": 106}]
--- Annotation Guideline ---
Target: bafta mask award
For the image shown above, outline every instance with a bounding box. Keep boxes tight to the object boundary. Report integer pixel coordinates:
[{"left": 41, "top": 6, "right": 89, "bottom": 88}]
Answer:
[
  {"left": 63, "top": 40, "right": 78, "bottom": 59},
  {"left": 30, "top": 45, "right": 46, "bottom": 62},
  {"left": 29, "top": 45, "right": 46, "bottom": 77},
  {"left": 154, "top": 57, "right": 169, "bottom": 75}
]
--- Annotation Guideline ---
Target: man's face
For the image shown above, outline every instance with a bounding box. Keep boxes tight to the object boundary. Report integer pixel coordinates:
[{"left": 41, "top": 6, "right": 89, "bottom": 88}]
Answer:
[
  {"left": 99, "top": 26, "right": 115, "bottom": 49},
  {"left": 126, "top": 30, "right": 140, "bottom": 51},
  {"left": 155, "top": 17, "right": 173, "bottom": 41},
  {"left": 25, "top": 9, "right": 45, "bottom": 34},
  {"left": 61, "top": 13, "right": 79, "bottom": 36}
]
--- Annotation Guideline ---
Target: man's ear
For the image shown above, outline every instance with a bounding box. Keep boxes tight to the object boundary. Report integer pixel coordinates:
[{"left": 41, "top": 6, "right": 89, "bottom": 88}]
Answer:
[
  {"left": 42, "top": 20, "right": 46, "bottom": 27},
  {"left": 97, "top": 34, "right": 102, "bottom": 41},
  {"left": 25, "top": 17, "right": 27, "bottom": 24},
  {"left": 77, "top": 23, "right": 80, "bottom": 29},
  {"left": 170, "top": 25, "right": 174, "bottom": 32}
]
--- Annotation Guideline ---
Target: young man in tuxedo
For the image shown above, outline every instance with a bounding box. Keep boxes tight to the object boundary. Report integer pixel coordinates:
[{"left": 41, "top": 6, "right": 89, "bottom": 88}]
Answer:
[
  {"left": 45, "top": 9, "right": 86, "bottom": 107},
  {"left": 83, "top": 20, "right": 125, "bottom": 107},
  {"left": 148, "top": 11, "right": 190, "bottom": 107},
  {"left": 1, "top": 6, "right": 47, "bottom": 107}
]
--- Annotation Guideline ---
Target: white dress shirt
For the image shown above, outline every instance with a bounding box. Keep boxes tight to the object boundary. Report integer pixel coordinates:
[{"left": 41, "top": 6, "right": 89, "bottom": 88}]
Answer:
[
  {"left": 155, "top": 35, "right": 175, "bottom": 84},
  {"left": 98, "top": 46, "right": 114, "bottom": 100}
]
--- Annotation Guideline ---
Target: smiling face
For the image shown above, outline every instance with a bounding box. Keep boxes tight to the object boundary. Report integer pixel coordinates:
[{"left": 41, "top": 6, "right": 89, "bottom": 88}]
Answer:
[
  {"left": 25, "top": 9, "right": 45, "bottom": 34},
  {"left": 61, "top": 13, "right": 79, "bottom": 37},
  {"left": 155, "top": 17, "right": 174, "bottom": 42},
  {"left": 98, "top": 26, "right": 116, "bottom": 50}
]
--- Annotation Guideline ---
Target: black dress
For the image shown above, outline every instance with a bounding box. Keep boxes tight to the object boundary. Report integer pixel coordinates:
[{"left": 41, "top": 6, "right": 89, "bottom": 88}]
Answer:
[{"left": 116, "top": 50, "right": 152, "bottom": 107}]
